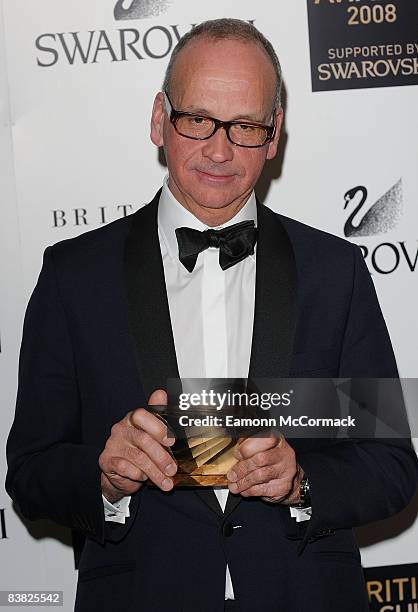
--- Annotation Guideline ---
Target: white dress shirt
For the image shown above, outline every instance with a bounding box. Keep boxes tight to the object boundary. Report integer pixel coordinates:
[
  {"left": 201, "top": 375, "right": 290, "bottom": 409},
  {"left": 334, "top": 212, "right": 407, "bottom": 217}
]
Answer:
[{"left": 102, "top": 176, "right": 310, "bottom": 600}]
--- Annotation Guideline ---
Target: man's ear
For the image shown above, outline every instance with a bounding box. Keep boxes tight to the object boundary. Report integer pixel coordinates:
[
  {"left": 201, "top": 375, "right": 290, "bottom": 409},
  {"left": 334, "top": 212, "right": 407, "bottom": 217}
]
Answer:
[
  {"left": 150, "top": 92, "right": 165, "bottom": 147},
  {"left": 266, "top": 107, "right": 283, "bottom": 161}
]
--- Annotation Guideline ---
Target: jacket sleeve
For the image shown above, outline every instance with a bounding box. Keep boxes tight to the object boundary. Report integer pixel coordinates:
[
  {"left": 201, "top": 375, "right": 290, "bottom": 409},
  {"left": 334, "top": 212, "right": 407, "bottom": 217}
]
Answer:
[
  {"left": 5, "top": 246, "right": 140, "bottom": 545},
  {"left": 297, "top": 245, "right": 418, "bottom": 544}
]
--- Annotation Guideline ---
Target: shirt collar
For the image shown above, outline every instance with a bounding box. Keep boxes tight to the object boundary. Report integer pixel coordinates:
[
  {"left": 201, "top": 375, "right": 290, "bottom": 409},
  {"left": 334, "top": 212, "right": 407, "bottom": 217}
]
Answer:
[{"left": 158, "top": 174, "right": 257, "bottom": 263}]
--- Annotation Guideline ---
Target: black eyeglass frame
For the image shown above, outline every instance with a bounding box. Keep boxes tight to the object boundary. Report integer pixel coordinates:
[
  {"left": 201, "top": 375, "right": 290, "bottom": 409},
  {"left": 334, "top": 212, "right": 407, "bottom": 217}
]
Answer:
[{"left": 163, "top": 90, "right": 276, "bottom": 149}]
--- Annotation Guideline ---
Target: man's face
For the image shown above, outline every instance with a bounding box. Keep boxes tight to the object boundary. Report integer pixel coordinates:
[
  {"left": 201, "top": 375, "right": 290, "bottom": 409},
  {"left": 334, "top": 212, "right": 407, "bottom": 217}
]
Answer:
[{"left": 151, "top": 37, "right": 283, "bottom": 225}]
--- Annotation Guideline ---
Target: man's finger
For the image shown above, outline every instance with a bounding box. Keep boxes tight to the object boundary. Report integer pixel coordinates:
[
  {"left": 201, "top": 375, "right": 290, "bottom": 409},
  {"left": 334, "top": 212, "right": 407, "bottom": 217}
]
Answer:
[
  {"left": 125, "top": 430, "right": 177, "bottom": 478},
  {"left": 129, "top": 407, "right": 174, "bottom": 447},
  {"left": 106, "top": 455, "right": 147, "bottom": 483},
  {"left": 239, "top": 478, "right": 294, "bottom": 500},
  {"left": 148, "top": 388, "right": 168, "bottom": 407},
  {"left": 228, "top": 446, "right": 283, "bottom": 482},
  {"left": 129, "top": 449, "right": 174, "bottom": 491},
  {"left": 228, "top": 463, "right": 283, "bottom": 494},
  {"left": 105, "top": 454, "right": 173, "bottom": 492},
  {"left": 148, "top": 388, "right": 176, "bottom": 445},
  {"left": 234, "top": 433, "right": 281, "bottom": 460}
]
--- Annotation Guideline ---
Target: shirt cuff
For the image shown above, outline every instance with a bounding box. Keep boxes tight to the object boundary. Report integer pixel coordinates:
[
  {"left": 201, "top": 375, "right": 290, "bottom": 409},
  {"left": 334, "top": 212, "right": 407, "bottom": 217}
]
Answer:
[
  {"left": 289, "top": 506, "right": 312, "bottom": 522},
  {"left": 102, "top": 494, "right": 132, "bottom": 524}
]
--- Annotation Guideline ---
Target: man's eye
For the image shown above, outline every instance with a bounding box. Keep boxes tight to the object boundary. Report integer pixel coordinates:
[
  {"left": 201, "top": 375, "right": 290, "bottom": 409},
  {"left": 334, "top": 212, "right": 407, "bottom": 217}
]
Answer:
[
  {"left": 237, "top": 124, "right": 256, "bottom": 131},
  {"left": 189, "top": 116, "right": 206, "bottom": 125}
]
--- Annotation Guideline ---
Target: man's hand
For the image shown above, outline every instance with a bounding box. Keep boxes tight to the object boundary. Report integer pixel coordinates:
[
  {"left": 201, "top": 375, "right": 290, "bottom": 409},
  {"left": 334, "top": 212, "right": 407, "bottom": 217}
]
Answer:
[
  {"left": 226, "top": 433, "right": 303, "bottom": 504},
  {"left": 99, "top": 389, "right": 177, "bottom": 504}
]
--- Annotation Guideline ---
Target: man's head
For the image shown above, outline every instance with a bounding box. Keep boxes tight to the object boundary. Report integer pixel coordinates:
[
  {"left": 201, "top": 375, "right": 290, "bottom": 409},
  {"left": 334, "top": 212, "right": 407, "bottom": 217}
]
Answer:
[{"left": 150, "top": 18, "right": 283, "bottom": 225}]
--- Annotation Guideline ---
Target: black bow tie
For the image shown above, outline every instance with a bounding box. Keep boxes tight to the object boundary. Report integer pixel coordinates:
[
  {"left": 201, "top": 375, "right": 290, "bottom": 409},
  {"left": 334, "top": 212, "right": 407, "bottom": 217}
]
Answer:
[{"left": 175, "top": 220, "right": 257, "bottom": 273}]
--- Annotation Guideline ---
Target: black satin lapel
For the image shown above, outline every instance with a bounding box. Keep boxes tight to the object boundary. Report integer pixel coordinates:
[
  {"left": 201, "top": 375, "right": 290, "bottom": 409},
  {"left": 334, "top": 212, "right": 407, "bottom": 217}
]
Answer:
[
  {"left": 248, "top": 200, "right": 297, "bottom": 379},
  {"left": 224, "top": 492, "right": 241, "bottom": 517},
  {"left": 225, "top": 202, "right": 297, "bottom": 520},
  {"left": 124, "top": 190, "right": 223, "bottom": 517},
  {"left": 194, "top": 488, "right": 223, "bottom": 518},
  {"left": 124, "top": 189, "right": 179, "bottom": 397}
]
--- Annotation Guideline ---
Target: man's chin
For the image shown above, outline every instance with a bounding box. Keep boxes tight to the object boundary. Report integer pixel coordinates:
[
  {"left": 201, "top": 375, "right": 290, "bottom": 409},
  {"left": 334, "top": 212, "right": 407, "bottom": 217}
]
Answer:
[
  {"left": 187, "top": 183, "right": 246, "bottom": 211},
  {"left": 188, "top": 193, "right": 240, "bottom": 212}
]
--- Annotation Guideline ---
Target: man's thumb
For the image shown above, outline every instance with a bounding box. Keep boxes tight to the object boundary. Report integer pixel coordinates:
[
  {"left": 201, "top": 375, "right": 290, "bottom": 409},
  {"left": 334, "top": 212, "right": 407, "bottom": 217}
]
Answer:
[{"left": 148, "top": 388, "right": 168, "bottom": 406}]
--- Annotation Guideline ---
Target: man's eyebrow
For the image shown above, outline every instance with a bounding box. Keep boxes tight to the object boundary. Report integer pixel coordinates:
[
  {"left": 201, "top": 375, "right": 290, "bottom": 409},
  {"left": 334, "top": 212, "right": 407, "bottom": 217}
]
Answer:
[{"left": 183, "top": 105, "right": 268, "bottom": 123}]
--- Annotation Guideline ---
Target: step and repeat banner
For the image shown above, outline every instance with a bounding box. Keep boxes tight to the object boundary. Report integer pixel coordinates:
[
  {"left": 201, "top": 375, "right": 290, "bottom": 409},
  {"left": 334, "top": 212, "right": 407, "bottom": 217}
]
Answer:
[{"left": 1, "top": 1, "right": 417, "bottom": 610}]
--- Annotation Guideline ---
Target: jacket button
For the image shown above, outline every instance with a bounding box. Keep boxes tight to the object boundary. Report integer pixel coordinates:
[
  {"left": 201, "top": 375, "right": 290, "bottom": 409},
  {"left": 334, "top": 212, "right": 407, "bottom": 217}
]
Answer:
[
  {"left": 316, "top": 528, "right": 335, "bottom": 537},
  {"left": 222, "top": 522, "right": 234, "bottom": 537}
]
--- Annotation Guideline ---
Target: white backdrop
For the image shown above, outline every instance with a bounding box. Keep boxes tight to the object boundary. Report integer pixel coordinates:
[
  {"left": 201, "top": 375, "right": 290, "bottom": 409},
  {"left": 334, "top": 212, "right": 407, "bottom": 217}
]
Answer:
[{"left": 1, "top": 1, "right": 417, "bottom": 610}]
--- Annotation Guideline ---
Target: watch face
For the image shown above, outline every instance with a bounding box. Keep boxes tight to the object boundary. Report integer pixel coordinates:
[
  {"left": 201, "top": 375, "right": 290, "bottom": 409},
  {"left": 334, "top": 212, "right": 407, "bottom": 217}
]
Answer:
[{"left": 298, "top": 477, "right": 311, "bottom": 507}]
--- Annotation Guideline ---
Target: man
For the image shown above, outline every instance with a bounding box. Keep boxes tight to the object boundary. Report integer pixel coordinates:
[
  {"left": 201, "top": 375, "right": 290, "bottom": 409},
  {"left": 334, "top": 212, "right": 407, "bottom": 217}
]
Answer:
[{"left": 6, "top": 18, "right": 418, "bottom": 612}]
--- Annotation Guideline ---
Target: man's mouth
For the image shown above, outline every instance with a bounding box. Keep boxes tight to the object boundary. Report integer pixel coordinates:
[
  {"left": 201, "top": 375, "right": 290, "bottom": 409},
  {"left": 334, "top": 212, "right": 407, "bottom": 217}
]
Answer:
[{"left": 195, "top": 169, "right": 236, "bottom": 183}]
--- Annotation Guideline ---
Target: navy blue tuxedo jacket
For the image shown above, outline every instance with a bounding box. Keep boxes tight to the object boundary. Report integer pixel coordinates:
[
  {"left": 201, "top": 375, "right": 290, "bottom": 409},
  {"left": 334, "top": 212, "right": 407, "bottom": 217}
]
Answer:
[{"left": 6, "top": 190, "right": 418, "bottom": 612}]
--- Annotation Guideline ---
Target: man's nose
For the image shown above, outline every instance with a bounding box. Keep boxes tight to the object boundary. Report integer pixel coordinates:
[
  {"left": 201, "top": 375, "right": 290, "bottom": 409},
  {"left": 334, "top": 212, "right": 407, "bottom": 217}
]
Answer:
[{"left": 201, "top": 126, "right": 234, "bottom": 163}]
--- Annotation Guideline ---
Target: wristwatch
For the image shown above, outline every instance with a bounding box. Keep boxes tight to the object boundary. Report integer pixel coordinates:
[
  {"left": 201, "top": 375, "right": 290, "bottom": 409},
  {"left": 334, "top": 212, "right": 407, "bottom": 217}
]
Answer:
[{"left": 294, "top": 475, "right": 311, "bottom": 508}]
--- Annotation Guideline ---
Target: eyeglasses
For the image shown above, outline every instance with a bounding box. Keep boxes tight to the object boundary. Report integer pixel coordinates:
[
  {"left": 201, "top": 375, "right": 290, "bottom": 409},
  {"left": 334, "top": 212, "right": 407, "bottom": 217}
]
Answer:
[{"left": 163, "top": 91, "right": 276, "bottom": 149}]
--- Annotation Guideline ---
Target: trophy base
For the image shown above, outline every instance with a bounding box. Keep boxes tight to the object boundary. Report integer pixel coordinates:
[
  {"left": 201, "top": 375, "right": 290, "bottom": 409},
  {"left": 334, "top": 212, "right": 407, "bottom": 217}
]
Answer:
[{"left": 173, "top": 473, "right": 229, "bottom": 487}]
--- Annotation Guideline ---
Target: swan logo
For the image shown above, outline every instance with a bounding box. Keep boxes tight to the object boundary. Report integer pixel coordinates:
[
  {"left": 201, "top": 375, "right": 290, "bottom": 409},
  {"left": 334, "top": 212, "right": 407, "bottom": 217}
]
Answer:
[
  {"left": 343, "top": 178, "right": 402, "bottom": 238},
  {"left": 343, "top": 179, "right": 417, "bottom": 274},
  {"left": 114, "top": 0, "right": 171, "bottom": 21}
]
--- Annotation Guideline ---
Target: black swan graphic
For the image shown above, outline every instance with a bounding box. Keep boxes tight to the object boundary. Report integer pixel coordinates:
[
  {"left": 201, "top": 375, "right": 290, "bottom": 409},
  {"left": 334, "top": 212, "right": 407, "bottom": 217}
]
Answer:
[
  {"left": 114, "top": 0, "right": 170, "bottom": 20},
  {"left": 343, "top": 178, "right": 402, "bottom": 238}
]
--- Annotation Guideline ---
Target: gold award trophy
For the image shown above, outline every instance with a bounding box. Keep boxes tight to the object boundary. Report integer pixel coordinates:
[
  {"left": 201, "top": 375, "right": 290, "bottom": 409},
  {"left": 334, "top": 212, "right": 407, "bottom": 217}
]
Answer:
[
  {"left": 154, "top": 412, "right": 241, "bottom": 486},
  {"left": 150, "top": 380, "right": 262, "bottom": 486}
]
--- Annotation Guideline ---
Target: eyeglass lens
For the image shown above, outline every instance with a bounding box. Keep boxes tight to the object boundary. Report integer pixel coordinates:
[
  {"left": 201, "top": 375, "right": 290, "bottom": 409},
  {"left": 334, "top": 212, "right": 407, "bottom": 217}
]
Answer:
[{"left": 175, "top": 115, "right": 269, "bottom": 146}]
